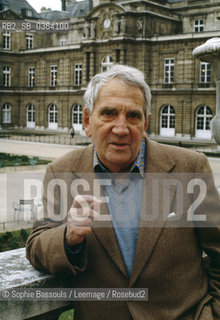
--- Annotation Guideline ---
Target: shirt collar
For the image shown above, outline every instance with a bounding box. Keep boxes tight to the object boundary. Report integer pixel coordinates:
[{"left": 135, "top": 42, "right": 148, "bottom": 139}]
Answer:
[{"left": 93, "top": 139, "right": 146, "bottom": 177}]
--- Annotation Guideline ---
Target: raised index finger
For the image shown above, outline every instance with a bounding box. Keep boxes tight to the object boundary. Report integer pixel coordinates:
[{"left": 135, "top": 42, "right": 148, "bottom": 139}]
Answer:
[{"left": 73, "top": 195, "right": 101, "bottom": 209}]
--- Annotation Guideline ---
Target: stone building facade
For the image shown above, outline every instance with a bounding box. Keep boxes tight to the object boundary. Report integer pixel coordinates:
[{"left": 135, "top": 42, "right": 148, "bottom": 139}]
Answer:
[{"left": 0, "top": 0, "right": 220, "bottom": 140}]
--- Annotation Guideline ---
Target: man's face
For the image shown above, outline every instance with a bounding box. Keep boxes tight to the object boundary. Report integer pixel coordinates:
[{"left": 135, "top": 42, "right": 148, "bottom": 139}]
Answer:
[{"left": 83, "top": 78, "right": 151, "bottom": 173}]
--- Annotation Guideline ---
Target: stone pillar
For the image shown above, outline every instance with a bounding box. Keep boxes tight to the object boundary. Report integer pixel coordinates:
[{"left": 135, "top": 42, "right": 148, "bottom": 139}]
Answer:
[
  {"left": 90, "top": 21, "right": 96, "bottom": 39},
  {"left": 193, "top": 38, "right": 220, "bottom": 145},
  {"left": 82, "top": 52, "right": 88, "bottom": 86},
  {"left": 90, "top": 51, "right": 96, "bottom": 79}
]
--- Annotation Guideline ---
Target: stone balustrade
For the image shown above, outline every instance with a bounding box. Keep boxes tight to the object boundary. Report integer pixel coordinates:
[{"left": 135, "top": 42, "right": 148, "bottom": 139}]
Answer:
[
  {"left": 0, "top": 248, "right": 73, "bottom": 320},
  {"left": 4, "top": 135, "right": 92, "bottom": 146}
]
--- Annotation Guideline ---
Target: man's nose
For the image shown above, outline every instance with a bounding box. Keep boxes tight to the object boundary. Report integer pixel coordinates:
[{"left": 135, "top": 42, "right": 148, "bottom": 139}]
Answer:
[{"left": 112, "top": 115, "right": 129, "bottom": 136}]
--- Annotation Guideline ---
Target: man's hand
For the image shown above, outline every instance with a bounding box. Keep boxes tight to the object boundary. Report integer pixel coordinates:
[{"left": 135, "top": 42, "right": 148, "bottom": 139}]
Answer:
[{"left": 65, "top": 195, "right": 101, "bottom": 247}]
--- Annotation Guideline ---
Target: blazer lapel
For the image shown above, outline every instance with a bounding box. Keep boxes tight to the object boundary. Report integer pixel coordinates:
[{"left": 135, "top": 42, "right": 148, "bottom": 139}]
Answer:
[
  {"left": 93, "top": 224, "right": 128, "bottom": 278},
  {"left": 129, "top": 139, "right": 176, "bottom": 286},
  {"left": 92, "top": 182, "right": 128, "bottom": 278},
  {"left": 75, "top": 146, "right": 128, "bottom": 278}
]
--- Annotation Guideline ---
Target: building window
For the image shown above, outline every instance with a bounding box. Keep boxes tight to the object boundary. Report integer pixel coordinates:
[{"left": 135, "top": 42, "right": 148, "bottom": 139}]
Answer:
[
  {"left": 101, "top": 56, "right": 113, "bottom": 72},
  {"left": 2, "top": 104, "right": 11, "bottom": 123},
  {"left": 194, "top": 19, "right": 204, "bottom": 32},
  {"left": 72, "top": 104, "right": 82, "bottom": 125},
  {"left": 21, "top": 8, "right": 33, "bottom": 16},
  {"left": 195, "top": 106, "right": 212, "bottom": 139},
  {"left": 28, "top": 67, "right": 35, "bottom": 87},
  {"left": 74, "top": 64, "right": 82, "bottom": 86},
  {"left": 164, "top": 59, "right": 174, "bottom": 84},
  {"left": 26, "top": 9, "right": 33, "bottom": 17},
  {"left": 60, "top": 36, "right": 67, "bottom": 46},
  {"left": 3, "top": 31, "right": 11, "bottom": 50},
  {"left": 160, "top": 105, "right": 175, "bottom": 137},
  {"left": 50, "top": 66, "right": 57, "bottom": 86},
  {"left": 72, "top": 104, "right": 83, "bottom": 132},
  {"left": 116, "top": 49, "right": 120, "bottom": 63},
  {"left": 3, "top": 67, "right": 11, "bottom": 87},
  {"left": 200, "top": 62, "right": 211, "bottom": 85},
  {"left": 26, "top": 34, "right": 34, "bottom": 49},
  {"left": 26, "top": 104, "right": 35, "bottom": 128},
  {"left": 48, "top": 104, "right": 58, "bottom": 129}
]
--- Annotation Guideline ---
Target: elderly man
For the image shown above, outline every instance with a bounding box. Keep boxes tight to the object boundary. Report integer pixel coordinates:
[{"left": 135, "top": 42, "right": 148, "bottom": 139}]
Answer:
[{"left": 26, "top": 65, "right": 220, "bottom": 320}]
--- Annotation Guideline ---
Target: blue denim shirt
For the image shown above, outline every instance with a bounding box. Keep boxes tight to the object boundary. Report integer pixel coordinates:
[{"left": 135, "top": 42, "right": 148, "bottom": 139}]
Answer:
[{"left": 94, "top": 139, "right": 146, "bottom": 275}]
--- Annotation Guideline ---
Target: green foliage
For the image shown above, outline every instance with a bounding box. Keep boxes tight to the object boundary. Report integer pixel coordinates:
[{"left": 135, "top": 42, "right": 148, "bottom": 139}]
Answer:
[
  {"left": 0, "top": 237, "right": 4, "bottom": 251},
  {"left": 58, "top": 309, "right": 74, "bottom": 320},
  {"left": 0, "top": 153, "right": 51, "bottom": 167},
  {"left": 0, "top": 228, "right": 31, "bottom": 252},
  {"left": 21, "top": 155, "right": 29, "bottom": 162},
  {"left": 9, "top": 237, "right": 18, "bottom": 249},
  {"left": 2, "top": 231, "right": 12, "bottom": 242},
  {"left": 0, "top": 153, "right": 8, "bottom": 160},
  {"left": 20, "top": 229, "right": 28, "bottom": 241}
]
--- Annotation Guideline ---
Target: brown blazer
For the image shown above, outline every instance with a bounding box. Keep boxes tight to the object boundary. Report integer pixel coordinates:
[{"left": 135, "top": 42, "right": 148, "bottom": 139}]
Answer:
[{"left": 26, "top": 139, "right": 220, "bottom": 320}]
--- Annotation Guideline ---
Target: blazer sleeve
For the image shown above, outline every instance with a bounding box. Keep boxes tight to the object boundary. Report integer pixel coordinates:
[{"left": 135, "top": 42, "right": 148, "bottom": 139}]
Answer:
[
  {"left": 26, "top": 163, "right": 88, "bottom": 276},
  {"left": 194, "top": 153, "right": 220, "bottom": 319}
]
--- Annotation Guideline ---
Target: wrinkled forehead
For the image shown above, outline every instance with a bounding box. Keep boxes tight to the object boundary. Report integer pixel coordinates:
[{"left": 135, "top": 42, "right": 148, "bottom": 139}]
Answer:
[{"left": 94, "top": 78, "right": 146, "bottom": 114}]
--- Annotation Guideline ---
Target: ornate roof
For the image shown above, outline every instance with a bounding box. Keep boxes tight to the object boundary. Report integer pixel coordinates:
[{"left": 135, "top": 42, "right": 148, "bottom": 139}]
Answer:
[
  {"left": 66, "top": 0, "right": 93, "bottom": 18},
  {"left": 0, "top": 0, "right": 40, "bottom": 18}
]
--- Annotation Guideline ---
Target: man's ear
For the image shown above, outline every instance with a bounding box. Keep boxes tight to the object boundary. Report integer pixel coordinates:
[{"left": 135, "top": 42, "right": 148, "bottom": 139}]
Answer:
[
  {"left": 83, "top": 107, "right": 91, "bottom": 137},
  {"left": 143, "top": 113, "right": 151, "bottom": 138}
]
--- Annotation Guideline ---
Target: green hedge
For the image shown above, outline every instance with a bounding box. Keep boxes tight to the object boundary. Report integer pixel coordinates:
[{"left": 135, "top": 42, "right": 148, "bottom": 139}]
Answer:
[
  {"left": 0, "top": 153, "right": 51, "bottom": 167},
  {"left": 0, "top": 228, "right": 31, "bottom": 252}
]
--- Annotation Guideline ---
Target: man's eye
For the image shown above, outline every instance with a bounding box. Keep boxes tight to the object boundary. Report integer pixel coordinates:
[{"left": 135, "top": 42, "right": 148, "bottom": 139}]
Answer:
[
  {"left": 102, "top": 109, "right": 115, "bottom": 117},
  {"left": 127, "top": 111, "right": 141, "bottom": 119},
  {"left": 105, "top": 110, "right": 113, "bottom": 116}
]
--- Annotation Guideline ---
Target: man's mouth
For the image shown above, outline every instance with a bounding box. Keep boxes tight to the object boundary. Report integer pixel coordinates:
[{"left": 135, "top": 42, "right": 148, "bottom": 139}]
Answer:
[
  {"left": 110, "top": 142, "right": 130, "bottom": 149},
  {"left": 112, "top": 142, "right": 128, "bottom": 145}
]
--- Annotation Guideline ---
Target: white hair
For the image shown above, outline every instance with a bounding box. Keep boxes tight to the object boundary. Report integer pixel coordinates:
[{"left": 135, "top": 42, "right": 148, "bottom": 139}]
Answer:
[{"left": 83, "top": 64, "right": 151, "bottom": 117}]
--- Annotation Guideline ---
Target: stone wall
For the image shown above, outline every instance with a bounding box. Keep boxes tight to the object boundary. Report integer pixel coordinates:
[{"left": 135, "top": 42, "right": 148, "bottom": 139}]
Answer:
[{"left": 0, "top": 248, "right": 73, "bottom": 320}]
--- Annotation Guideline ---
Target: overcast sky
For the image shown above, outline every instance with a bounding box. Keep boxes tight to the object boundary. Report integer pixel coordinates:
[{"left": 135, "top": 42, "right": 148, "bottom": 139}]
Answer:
[
  {"left": 27, "top": 0, "right": 84, "bottom": 13},
  {"left": 27, "top": 0, "right": 62, "bottom": 12}
]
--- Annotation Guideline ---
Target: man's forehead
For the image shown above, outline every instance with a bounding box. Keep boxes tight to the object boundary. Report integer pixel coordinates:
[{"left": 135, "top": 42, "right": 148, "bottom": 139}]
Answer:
[
  {"left": 99, "top": 78, "right": 143, "bottom": 95},
  {"left": 96, "top": 83, "right": 144, "bottom": 104},
  {"left": 91, "top": 78, "right": 146, "bottom": 115},
  {"left": 97, "top": 105, "right": 144, "bottom": 113}
]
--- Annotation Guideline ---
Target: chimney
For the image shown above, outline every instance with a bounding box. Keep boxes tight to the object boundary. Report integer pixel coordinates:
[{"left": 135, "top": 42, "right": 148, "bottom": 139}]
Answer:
[{"left": 62, "top": 0, "right": 66, "bottom": 11}]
